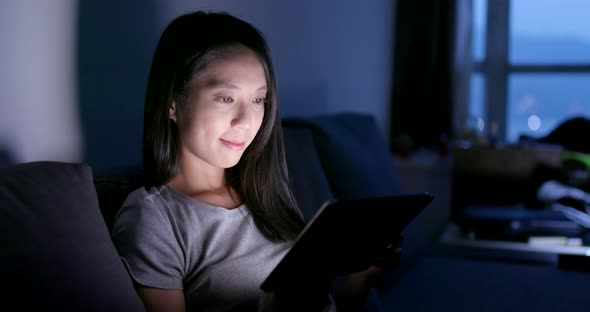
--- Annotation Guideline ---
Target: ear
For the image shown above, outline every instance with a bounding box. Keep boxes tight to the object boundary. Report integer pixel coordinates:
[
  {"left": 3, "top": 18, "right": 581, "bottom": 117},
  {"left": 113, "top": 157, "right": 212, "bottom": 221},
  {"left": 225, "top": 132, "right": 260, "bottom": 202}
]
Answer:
[{"left": 169, "top": 101, "right": 177, "bottom": 122}]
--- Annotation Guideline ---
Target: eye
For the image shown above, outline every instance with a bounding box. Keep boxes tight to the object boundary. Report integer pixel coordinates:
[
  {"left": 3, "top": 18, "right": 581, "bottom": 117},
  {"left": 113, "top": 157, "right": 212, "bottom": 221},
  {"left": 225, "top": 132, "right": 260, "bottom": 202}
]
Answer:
[
  {"left": 217, "top": 96, "right": 233, "bottom": 103},
  {"left": 253, "top": 97, "right": 266, "bottom": 105}
]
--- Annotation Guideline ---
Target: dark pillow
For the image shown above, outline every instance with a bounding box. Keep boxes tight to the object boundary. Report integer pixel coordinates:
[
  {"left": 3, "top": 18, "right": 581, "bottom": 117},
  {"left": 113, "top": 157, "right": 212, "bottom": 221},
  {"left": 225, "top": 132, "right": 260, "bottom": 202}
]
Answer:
[
  {"left": 282, "top": 126, "right": 334, "bottom": 221},
  {"left": 0, "top": 161, "right": 145, "bottom": 311},
  {"left": 283, "top": 113, "right": 402, "bottom": 200}
]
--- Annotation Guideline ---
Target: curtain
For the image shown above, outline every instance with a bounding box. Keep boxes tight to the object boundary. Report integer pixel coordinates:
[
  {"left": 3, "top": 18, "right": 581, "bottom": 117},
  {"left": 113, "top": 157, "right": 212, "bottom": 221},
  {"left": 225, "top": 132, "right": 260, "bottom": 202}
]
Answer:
[{"left": 390, "top": 0, "right": 458, "bottom": 150}]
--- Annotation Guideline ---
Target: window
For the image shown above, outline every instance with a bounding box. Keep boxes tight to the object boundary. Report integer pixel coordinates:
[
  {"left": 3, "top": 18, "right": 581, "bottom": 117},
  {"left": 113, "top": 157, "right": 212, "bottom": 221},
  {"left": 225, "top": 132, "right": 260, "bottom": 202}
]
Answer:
[
  {"left": 467, "top": 0, "right": 590, "bottom": 143},
  {"left": 468, "top": 0, "right": 487, "bottom": 133}
]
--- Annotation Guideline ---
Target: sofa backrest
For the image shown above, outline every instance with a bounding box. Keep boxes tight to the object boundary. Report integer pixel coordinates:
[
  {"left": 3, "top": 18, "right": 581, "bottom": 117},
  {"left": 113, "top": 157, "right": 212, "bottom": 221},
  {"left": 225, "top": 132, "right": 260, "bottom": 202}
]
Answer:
[
  {"left": 282, "top": 126, "right": 334, "bottom": 221},
  {"left": 283, "top": 113, "right": 402, "bottom": 200},
  {"left": 283, "top": 113, "right": 433, "bottom": 296}
]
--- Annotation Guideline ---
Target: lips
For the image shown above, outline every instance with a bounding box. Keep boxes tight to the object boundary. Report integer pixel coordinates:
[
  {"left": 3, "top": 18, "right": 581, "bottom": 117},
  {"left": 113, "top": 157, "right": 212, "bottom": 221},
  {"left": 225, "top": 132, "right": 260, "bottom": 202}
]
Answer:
[{"left": 220, "top": 138, "right": 246, "bottom": 150}]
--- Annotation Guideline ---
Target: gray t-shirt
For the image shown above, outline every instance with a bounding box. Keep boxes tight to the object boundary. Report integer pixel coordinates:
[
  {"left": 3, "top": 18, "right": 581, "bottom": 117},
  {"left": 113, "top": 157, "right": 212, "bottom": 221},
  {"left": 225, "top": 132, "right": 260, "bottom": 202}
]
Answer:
[{"left": 111, "top": 184, "right": 292, "bottom": 311}]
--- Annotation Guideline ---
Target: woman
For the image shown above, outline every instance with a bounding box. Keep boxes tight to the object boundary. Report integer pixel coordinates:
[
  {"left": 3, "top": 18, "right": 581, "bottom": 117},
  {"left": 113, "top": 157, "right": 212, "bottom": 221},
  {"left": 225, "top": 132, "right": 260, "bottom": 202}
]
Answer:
[{"left": 112, "top": 11, "right": 398, "bottom": 311}]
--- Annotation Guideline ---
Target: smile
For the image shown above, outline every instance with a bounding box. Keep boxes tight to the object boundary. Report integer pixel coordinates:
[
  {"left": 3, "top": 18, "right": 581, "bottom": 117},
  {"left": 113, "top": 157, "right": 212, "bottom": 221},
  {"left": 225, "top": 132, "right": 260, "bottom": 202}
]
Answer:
[{"left": 220, "top": 138, "right": 246, "bottom": 150}]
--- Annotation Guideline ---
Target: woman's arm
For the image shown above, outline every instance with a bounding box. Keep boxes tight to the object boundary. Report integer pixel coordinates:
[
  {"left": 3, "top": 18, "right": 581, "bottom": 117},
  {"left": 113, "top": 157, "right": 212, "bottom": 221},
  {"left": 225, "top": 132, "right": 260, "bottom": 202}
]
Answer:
[{"left": 136, "top": 287, "right": 185, "bottom": 312}]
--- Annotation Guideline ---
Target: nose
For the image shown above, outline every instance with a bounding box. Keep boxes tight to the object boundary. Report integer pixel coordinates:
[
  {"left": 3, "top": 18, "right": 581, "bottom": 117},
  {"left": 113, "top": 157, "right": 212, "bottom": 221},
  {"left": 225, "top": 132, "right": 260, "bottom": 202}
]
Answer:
[{"left": 231, "top": 101, "right": 251, "bottom": 130}]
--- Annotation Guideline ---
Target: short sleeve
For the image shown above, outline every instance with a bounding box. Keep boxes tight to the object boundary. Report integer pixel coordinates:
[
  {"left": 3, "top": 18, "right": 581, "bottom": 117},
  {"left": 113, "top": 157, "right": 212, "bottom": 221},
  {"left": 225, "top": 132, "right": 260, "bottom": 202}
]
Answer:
[{"left": 111, "top": 194, "right": 185, "bottom": 290}]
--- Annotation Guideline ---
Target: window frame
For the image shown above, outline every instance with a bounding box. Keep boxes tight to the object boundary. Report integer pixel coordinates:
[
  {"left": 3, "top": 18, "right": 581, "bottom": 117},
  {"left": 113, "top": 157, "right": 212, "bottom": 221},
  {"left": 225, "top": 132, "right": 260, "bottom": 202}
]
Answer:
[{"left": 471, "top": 0, "right": 590, "bottom": 141}]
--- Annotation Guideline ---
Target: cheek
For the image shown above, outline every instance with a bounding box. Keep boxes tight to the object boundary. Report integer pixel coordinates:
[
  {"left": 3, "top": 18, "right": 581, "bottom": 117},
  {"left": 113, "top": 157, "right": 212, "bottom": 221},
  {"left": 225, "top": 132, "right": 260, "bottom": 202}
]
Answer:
[
  {"left": 253, "top": 109, "right": 265, "bottom": 132},
  {"left": 179, "top": 105, "right": 220, "bottom": 140},
  {"left": 192, "top": 111, "right": 228, "bottom": 139}
]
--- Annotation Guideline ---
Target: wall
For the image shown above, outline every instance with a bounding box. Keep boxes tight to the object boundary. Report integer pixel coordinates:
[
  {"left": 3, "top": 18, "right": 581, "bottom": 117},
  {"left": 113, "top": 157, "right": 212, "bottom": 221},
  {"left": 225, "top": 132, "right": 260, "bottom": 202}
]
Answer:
[
  {"left": 77, "top": 1, "right": 160, "bottom": 169},
  {"left": 1, "top": 0, "right": 396, "bottom": 169},
  {"left": 0, "top": 0, "right": 81, "bottom": 164}
]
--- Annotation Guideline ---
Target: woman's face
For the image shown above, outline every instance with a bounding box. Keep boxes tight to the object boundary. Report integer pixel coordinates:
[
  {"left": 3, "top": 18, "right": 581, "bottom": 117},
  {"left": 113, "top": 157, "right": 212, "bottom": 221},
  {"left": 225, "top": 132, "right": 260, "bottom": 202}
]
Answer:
[{"left": 171, "top": 45, "right": 267, "bottom": 170}]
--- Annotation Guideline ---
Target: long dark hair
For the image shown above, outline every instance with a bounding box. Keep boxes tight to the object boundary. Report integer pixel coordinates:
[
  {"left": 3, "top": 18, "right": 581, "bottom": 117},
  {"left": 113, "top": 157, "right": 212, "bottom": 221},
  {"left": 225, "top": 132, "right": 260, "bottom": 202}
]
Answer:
[{"left": 143, "top": 11, "right": 304, "bottom": 242}]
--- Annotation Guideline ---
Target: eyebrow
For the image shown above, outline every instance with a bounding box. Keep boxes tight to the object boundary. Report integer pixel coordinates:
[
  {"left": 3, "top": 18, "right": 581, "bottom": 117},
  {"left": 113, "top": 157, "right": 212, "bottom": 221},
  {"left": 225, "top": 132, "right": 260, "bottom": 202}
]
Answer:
[{"left": 204, "top": 79, "right": 267, "bottom": 91}]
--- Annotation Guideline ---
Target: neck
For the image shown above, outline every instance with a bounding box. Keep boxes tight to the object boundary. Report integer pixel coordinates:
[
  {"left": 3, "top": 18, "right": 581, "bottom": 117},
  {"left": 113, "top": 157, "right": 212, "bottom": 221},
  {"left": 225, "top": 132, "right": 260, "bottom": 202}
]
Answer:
[{"left": 168, "top": 149, "right": 240, "bottom": 209}]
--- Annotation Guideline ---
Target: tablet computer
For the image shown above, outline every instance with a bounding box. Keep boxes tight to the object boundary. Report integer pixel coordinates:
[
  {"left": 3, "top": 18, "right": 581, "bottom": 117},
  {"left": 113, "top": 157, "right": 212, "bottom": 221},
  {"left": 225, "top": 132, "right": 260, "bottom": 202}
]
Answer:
[{"left": 260, "top": 193, "right": 434, "bottom": 292}]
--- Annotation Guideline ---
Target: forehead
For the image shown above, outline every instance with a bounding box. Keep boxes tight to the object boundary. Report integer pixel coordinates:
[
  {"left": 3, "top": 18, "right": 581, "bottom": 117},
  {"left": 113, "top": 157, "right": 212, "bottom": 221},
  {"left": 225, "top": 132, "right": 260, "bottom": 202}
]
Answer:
[{"left": 195, "top": 45, "right": 267, "bottom": 86}]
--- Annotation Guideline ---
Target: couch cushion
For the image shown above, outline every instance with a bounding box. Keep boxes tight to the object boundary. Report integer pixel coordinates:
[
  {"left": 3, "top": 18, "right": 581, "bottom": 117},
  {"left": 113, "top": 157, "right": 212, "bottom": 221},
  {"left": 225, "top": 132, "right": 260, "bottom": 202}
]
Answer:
[
  {"left": 282, "top": 126, "right": 334, "bottom": 221},
  {"left": 283, "top": 113, "right": 401, "bottom": 200},
  {"left": 0, "top": 161, "right": 144, "bottom": 311}
]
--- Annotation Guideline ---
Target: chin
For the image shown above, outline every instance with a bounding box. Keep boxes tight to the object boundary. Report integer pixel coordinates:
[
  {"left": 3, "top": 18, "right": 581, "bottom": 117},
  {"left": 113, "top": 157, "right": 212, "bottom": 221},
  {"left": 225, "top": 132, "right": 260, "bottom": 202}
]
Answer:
[
  {"left": 212, "top": 149, "right": 248, "bottom": 169},
  {"left": 217, "top": 157, "right": 243, "bottom": 169}
]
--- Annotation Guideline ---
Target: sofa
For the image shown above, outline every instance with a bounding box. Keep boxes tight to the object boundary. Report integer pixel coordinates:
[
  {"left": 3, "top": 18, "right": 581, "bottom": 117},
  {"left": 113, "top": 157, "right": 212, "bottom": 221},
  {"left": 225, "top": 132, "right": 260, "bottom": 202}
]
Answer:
[{"left": 2, "top": 113, "right": 590, "bottom": 311}]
